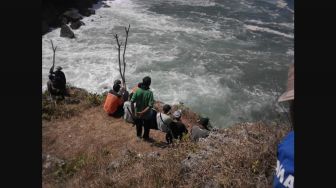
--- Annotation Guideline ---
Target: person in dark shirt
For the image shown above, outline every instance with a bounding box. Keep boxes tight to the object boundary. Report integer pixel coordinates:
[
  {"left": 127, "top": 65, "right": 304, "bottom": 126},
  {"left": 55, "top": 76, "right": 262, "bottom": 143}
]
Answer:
[
  {"left": 170, "top": 110, "right": 188, "bottom": 140},
  {"left": 48, "top": 66, "right": 67, "bottom": 98}
]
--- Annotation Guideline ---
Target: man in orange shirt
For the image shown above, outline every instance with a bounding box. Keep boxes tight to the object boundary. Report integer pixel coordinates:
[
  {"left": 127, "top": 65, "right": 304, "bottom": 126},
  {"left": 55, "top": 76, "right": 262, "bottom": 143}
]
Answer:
[{"left": 103, "top": 84, "right": 124, "bottom": 117}]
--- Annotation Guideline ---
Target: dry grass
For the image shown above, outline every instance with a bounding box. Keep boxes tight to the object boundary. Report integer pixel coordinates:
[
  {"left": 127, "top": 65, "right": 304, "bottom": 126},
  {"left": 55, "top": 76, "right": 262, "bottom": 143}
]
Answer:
[
  {"left": 42, "top": 86, "right": 106, "bottom": 121},
  {"left": 42, "top": 87, "right": 291, "bottom": 188}
]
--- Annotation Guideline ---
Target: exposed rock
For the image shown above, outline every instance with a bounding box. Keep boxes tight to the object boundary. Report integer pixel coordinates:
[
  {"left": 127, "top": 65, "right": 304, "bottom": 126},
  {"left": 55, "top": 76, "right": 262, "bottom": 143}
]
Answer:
[
  {"left": 70, "top": 20, "right": 85, "bottom": 30},
  {"left": 62, "top": 9, "right": 83, "bottom": 23},
  {"left": 60, "top": 25, "right": 75, "bottom": 38},
  {"left": 79, "top": 8, "right": 95, "bottom": 17},
  {"left": 146, "top": 151, "right": 160, "bottom": 158},
  {"left": 42, "top": 154, "right": 65, "bottom": 174},
  {"left": 107, "top": 161, "right": 120, "bottom": 173},
  {"left": 103, "top": 4, "right": 111, "bottom": 8},
  {"left": 60, "top": 16, "right": 68, "bottom": 25}
]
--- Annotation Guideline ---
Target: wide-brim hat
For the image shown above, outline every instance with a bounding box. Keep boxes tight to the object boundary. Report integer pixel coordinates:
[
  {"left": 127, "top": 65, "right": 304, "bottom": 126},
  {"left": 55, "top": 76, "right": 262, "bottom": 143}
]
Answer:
[{"left": 278, "top": 64, "right": 294, "bottom": 102}]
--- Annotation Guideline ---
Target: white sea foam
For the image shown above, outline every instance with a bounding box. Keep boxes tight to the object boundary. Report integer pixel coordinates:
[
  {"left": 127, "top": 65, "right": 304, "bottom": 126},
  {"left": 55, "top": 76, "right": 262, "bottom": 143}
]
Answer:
[
  {"left": 42, "top": 0, "right": 293, "bottom": 127},
  {"left": 165, "top": 0, "right": 216, "bottom": 7},
  {"left": 245, "top": 19, "right": 294, "bottom": 29},
  {"left": 244, "top": 24, "right": 294, "bottom": 39}
]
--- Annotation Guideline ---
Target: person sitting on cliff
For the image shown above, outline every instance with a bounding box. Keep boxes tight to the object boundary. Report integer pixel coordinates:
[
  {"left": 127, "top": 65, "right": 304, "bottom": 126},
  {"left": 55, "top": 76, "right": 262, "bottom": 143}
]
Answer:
[
  {"left": 190, "top": 117, "right": 211, "bottom": 141},
  {"left": 156, "top": 104, "right": 174, "bottom": 143},
  {"left": 170, "top": 110, "right": 188, "bottom": 140},
  {"left": 114, "top": 79, "right": 129, "bottom": 102},
  {"left": 273, "top": 64, "right": 294, "bottom": 188},
  {"left": 48, "top": 66, "right": 67, "bottom": 99},
  {"left": 104, "top": 84, "right": 124, "bottom": 117}
]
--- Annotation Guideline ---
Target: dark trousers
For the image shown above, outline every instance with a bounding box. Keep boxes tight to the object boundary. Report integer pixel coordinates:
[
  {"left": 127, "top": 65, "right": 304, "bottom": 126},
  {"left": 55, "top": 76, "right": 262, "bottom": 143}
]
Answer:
[
  {"left": 110, "top": 105, "right": 124, "bottom": 118},
  {"left": 135, "top": 118, "right": 151, "bottom": 139}
]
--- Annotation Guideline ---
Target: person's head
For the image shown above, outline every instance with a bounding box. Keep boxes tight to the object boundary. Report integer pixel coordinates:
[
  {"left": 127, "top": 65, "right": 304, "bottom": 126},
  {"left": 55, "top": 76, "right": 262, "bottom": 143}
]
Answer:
[
  {"left": 114, "top": 79, "right": 121, "bottom": 86},
  {"left": 173, "top": 110, "right": 182, "bottom": 120},
  {"left": 278, "top": 64, "right": 294, "bottom": 128},
  {"left": 137, "top": 82, "right": 142, "bottom": 88},
  {"left": 198, "top": 117, "right": 210, "bottom": 130},
  {"left": 113, "top": 84, "right": 121, "bottom": 93},
  {"left": 162, "top": 104, "right": 171, "bottom": 114},
  {"left": 56, "top": 66, "right": 63, "bottom": 71},
  {"left": 142, "top": 76, "right": 151, "bottom": 88}
]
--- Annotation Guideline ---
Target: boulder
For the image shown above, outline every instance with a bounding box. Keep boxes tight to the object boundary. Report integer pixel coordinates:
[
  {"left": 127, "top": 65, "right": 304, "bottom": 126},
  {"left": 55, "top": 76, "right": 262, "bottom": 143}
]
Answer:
[
  {"left": 70, "top": 20, "right": 85, "bottom": 30},
  {"left": 62, "top": 9, "right": 83, "bottom": 23},
  {"left": 60, "top": 16, "right": 69, "bottom": 25},
  {"left": 79, "top": 8, "right": 95, "bottom": 17},
  {"left": 103, "top": 4, "right": 111, "bottom": 8},
  {"left": 60, "top": 25, "right": 75, "bottom": 38}
]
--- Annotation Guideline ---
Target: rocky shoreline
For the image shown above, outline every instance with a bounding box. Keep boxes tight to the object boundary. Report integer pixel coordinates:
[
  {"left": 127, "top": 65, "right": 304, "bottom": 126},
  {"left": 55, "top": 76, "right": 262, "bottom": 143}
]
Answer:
[{"left": 42, "top": 0, "right": 111, "bottom": 36}]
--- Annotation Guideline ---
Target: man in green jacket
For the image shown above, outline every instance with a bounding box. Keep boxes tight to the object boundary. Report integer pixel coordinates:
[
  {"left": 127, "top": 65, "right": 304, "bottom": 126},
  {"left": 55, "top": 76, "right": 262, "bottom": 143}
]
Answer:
[{"left": 131, "top": 76, "right": 154, "bottom": 141}]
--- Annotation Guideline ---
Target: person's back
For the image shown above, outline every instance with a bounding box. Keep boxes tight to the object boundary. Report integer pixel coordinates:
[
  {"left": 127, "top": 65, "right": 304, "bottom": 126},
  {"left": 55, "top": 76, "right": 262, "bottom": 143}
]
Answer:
[
  {"left": 171, "top": 121, "right": 188, "bottom": 139},
  {"left": 53, "top": 67, "right": 66, "bottom": 90},
  {"left": 170, "top": 110, "right": 188, "bottom": 140},
  {"left": 131, "top": 76, "right": 154, "bottom": 140},
  {"left": 156, "top": 112, "right": 172, "bottom": 133},
  {"left": 104, "top": 85, "right": 124, "bottom": 115},
  {"left": 131, "top": 87, "right": 154, "bottom": 118},
  {"left": 190, "top": 126, "right": 209, "bottom": 141},
  {"left": 190, "top": 117, "right": 211, "bottom": 141}
]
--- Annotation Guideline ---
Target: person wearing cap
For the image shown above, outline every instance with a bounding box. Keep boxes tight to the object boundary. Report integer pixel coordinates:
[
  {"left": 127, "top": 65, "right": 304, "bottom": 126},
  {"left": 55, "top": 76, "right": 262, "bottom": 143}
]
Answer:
[
  {"left": 104, "top": 84, "right": 124, "bottom": 117},
  {"left": 273, "top": 64, "right": 294, "bottom": 188},
  {"left": 190, "top": 117, "right": 211, "bottom": 141},
  {"left": 48, "top": 66, "right": 67, "bottom": 99},
  {"left": 156, "top": 104, "right": 173, "bottom": 133},
  {"left": 131, "top": 76, "right": 155, "bottom": 141},
  {"left": 170, "top": 110, "right": 188, "bottom": 140}
]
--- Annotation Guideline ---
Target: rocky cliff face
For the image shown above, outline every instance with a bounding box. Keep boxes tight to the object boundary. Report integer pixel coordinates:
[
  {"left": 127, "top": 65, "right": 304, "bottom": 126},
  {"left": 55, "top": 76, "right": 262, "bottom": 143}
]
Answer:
[{"left": 42, "top": 0, "right": 99, "bottom": 35}]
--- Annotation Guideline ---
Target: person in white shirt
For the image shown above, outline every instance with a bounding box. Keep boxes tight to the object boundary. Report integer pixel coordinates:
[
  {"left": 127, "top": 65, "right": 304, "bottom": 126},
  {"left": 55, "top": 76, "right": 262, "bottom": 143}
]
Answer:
[
  {"left": 156, "top": 104, "right": 173, "bottom": 133},
  {"left": 157, "top": 104, "right": 179, "bottom": 144}
]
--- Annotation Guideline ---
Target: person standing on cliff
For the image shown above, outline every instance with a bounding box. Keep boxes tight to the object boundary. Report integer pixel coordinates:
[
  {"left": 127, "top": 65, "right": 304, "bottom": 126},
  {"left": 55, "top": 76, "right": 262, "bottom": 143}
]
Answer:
[
  {"left": 273, "top": 64, "right": 294, "bottom": 188},
  {"left": 48, "top": 66, "right": 67, "bottom": 99},
  {"left": 131, "top": 76, "right": 155, "bottom": 141}
]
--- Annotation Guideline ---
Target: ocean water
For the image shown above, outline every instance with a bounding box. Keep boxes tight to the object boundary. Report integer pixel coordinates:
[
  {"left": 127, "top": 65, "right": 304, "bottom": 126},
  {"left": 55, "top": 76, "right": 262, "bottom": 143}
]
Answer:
[{"left": 42, "top": 0, "right": 294, "bottom": 127}]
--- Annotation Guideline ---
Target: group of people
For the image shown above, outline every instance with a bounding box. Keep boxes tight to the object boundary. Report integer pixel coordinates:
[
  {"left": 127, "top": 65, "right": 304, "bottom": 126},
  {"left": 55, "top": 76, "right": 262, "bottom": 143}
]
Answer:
[
  {"left": 47, "top": 64, "right": 294, "bottom": 187},
  {"left": 103, "top": 76, "right": 213, "bottom": 143}
]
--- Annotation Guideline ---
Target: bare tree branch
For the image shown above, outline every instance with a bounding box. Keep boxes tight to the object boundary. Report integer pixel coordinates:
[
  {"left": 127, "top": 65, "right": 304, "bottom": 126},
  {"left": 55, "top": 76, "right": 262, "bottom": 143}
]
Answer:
[
  {"left": 113, "top": 24, "right": 131, "bottom": 88},
  {"left": 114, "top": 34, "right": 123, "bottom": 83},
  {"left": 122, "top": 24, "right": 131, "bottom": 87},
  {"left": 50, "top": 39, "right": 57, "bottom": 73}
]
